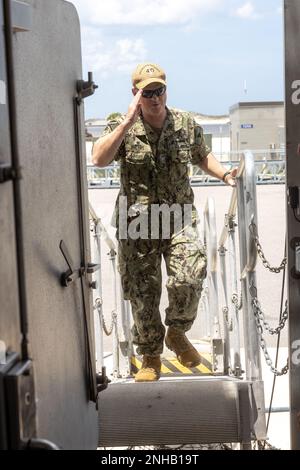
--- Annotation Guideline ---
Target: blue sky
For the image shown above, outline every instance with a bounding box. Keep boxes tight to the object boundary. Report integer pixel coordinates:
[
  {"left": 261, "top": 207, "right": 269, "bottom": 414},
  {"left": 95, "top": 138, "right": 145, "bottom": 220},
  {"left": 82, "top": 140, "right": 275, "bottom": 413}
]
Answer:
[{"left": 70, "top": 0, "right": 284, "bottom": 120}]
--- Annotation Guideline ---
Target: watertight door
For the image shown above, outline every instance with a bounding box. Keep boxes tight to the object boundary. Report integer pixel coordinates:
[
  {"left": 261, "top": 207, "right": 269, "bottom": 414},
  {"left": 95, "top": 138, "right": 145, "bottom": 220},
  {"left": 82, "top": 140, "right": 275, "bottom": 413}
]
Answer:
[{"left": 0, "top": 0, "right": 98, "bottom": 449}]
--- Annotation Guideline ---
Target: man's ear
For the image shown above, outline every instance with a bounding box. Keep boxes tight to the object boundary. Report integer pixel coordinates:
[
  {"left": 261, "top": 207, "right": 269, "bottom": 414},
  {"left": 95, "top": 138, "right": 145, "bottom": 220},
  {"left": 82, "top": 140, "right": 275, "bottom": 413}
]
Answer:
[{"left": 132, "top": 87, "right": 138, "bottom": 96}]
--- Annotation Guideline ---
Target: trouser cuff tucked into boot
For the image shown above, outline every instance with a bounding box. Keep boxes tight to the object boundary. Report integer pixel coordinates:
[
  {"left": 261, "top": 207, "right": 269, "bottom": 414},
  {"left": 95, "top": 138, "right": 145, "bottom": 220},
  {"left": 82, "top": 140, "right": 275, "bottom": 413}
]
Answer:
[{"left": 165, "top": 327, "right": 201, "bottom": 368}]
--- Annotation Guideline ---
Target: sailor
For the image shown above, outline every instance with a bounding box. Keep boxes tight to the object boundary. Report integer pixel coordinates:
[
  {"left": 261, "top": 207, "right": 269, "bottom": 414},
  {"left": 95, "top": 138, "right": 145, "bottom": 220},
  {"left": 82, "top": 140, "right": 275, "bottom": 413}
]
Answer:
[{"left": 92, "top": 63, "right": 236, "bottom": 382}]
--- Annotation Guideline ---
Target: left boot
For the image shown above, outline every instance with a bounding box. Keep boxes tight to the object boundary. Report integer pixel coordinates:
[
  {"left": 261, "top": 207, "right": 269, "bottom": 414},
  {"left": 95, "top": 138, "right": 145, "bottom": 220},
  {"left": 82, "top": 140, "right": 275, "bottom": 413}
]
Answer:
[{"left": 165, "top": 327, "right": 201, "bottom": 368}]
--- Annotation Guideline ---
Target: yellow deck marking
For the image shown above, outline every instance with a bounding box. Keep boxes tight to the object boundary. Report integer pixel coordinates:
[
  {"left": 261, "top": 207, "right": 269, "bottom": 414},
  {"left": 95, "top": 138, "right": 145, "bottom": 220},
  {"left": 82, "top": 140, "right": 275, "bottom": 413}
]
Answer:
[
  {"left": 195, "top": 364, "right": 212, "bottom": 374},
  {"left": 168, "top": 358, "right": 193, "bottom": 374},
  {"left": 131, "top": 357, "right": 142, "bottom": 370},
  {"left": 131, "top": 354, "right": 214, "bottom": 375},
  {"left": 131, "top": 356, "right": 172, "bottom": 374},
  {"left": 161, "top": 363, "right": 173, "bottom": 374}
]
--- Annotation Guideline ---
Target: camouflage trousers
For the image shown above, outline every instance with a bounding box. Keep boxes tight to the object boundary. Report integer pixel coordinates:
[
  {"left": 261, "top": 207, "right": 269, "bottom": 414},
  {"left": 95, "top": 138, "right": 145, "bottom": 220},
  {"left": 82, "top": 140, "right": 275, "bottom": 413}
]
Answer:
[{"left": 117, "top": 222, "right": 207, "bottom": 356}]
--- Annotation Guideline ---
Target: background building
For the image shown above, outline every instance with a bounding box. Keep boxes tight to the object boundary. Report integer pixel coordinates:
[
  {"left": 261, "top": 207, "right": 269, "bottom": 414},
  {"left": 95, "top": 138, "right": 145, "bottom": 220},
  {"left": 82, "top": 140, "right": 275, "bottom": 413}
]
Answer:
[
  {"left": 230, "top": 102, "right": 284, "bottom": 157},
  {"left": 193, "top": 113, "right": 231, "bottom": 162}
]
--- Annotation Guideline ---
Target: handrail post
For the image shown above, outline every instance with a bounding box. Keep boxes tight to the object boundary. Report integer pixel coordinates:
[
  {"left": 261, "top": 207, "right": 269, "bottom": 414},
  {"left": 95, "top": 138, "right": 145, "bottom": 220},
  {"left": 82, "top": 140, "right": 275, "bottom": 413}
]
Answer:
[
  {"left": 204, "top": 198, "right": 221, "bottom": 338},
  {"left": 118, "top": 275, "right": 133, "bottom": 376},
  {"left": 236, "top": 152, "right": 262, "bottom": 382},
  {"left": 93, "top": 218, "right": 104, "bottom": 372},
  {"left": 236, "top": 151, "right": 266, "bottom": 441},
  {"left": 218, "top": 188, "right": 242, "bottom": 378},
  {"left": 109, "top": 248, "right": 120, "bottom": 378},
  {"left": 218, "top": 244, "right": 231, "bottom": 374},
  {"left": 227, "top": 216, "right": 242, "bottom": 377}
]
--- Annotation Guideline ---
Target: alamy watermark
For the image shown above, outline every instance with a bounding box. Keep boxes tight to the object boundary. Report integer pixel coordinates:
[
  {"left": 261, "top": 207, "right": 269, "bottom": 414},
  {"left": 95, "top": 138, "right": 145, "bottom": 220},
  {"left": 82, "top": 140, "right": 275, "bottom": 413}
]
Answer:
[
  {"left": 0, "top": 340, "right": 6, "bottom": 365},
  {"left": 292, "top": 340, "right": 300, "bottom": 366},
  {"left": 115, "top": 196, "right": 194, "bottom": 240}
]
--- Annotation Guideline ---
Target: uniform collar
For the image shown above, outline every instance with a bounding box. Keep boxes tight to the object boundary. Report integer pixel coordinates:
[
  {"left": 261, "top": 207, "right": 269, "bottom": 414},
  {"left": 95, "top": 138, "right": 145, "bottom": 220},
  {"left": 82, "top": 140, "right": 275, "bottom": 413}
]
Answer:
[{"left": 130, "top": 107, "right": 183, "bottom": 137}]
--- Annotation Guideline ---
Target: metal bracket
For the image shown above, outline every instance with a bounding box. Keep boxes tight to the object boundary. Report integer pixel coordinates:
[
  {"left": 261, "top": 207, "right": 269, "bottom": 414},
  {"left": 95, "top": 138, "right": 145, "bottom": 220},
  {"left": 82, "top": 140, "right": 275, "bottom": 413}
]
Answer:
[
  {"left": 59, "top": 240, "right": 100, "bottom": 287},
  {"left": 76, "top": 72, "right": 98, "bottom": 103},
  {"left": 0, "top": 163, "right": 21, "bottom": 184},
  {"left": 211, "top": 338, "right": 225, "bottom": 374},
  {"left": 96, "top": 367, "right": 110, "bottom": 396},
  {"left": 0, "top": 354, "right": 37, "bottom": 450}
]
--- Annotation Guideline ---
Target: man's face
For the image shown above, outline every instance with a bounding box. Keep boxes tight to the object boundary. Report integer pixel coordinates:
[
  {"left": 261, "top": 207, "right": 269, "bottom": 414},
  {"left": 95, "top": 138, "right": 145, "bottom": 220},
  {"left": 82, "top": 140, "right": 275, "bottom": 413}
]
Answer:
[{"left": 134, "top": 83, "right": 167, "bottom": 117}]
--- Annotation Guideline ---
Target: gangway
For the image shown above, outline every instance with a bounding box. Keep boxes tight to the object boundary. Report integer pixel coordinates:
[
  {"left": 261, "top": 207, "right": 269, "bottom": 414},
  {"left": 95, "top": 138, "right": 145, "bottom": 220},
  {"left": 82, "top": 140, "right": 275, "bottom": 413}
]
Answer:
[
  {"left": 0, "top": 0, "right": 298, "bottom": 451},
  {"left": 89, "top": 151, "right": 284, "bottom": 449}
]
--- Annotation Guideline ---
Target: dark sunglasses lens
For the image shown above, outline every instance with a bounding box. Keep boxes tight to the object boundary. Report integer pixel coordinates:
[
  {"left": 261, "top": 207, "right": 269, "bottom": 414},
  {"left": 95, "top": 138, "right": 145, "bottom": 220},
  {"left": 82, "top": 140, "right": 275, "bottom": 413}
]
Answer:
[
  {"left": 142, "top": 89, "right": 153, "bottom": 98},
  {"left": 142, "top": 86, "right": 166, "bottom": 98},
  {"left": 157, "top": 86, "right": 166, "bottom": 96}
]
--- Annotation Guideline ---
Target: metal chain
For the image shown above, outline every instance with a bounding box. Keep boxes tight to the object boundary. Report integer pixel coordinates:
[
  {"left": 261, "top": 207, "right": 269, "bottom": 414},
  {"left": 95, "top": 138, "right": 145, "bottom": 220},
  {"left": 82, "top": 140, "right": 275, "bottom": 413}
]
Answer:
[
  {"left": 250, "top": 284, "right": 288, "bottom": 336},
  {"left": 249, "top": 222, "right": 287, "bottom": 273},
  {"left": 232, "top": 292, "right": 243, "bottom": 310},
  {"left": 95, "top": 298, "right": 117, "bottom": 337},
  {"left": 249, "top": 284, "right": 289, "bottom": 376},
  {"left": 222, "top": 306, "right": 233, "bottom": 331},
  {"left": 257, "top": 332, "right": 289, "bottom": 376},
  {"left": 254, "top": 440, "right": 281, "bottom": 451}
]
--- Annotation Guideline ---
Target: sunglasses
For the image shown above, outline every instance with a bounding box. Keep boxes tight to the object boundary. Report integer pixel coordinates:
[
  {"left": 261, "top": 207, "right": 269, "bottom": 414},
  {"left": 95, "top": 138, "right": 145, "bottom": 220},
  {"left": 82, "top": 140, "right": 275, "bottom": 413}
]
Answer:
[{"left": 142, "top": 86, "right": 166, "bottom": 99}]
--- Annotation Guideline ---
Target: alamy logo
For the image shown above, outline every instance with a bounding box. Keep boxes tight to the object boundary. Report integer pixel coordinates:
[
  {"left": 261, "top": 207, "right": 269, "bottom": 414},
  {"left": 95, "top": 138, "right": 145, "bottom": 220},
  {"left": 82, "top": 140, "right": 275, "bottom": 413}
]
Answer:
[
  {"left": 292, "top": 339, "right": 300, "bottom": 366},
  {"left": 117, "top": 197, "right": 194, "bottom": 240},
  {"left": 0, "top": 340, "right": 6, "bottom": 365},
  {"left": 291, "top": 80, "right": 300, "bottom": 105},
  {"left": 0, "top": 80, "right": 6, "bottom": 105}
]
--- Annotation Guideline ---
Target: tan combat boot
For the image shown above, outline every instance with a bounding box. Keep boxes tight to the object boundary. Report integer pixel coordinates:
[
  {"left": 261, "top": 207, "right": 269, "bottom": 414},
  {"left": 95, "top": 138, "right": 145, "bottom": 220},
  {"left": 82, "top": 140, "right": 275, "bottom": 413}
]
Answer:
[
  {"left": 165, "top": 327, "right": 201, "bottom": 368},
  {"left": 134, "top": 355, "right": 161, "bottom": 382}
]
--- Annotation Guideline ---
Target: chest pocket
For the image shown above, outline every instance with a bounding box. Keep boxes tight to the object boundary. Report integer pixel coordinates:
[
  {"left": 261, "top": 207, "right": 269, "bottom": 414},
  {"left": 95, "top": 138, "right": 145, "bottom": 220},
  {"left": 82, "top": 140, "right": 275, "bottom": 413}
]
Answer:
[
  {"left": 171, "top": 145, "right": 191, "bottom": 181},
  {"left": 126, "top": 150, "right": 150, "bottom": 163},
  {"left": 124, "top": 151, "right": 153, "bottom": 192}
]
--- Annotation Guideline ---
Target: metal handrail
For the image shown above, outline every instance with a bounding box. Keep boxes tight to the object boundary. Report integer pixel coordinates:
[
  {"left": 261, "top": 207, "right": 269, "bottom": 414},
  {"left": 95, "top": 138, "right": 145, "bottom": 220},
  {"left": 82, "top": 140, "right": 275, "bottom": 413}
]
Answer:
[
  {"left": 238, "top": 152, "right": 258, "bottom": 279},
  {"left": 89, "top": 202, "right": 133, "bottom": 379},
  {"left": 87, "top": 159, "right": 286, "bottom": 189},
  {"left": 204, "top": 198, "right": 218, "bottom": 272},
  {"left": 203, "top": 198, "right": 221, "bottom": 340},
  {"left": 219, "top": 188, "right": 237, "bottom": 249},
  {"left": 211, "top": 151, "right": 266, "bottom": 437}
]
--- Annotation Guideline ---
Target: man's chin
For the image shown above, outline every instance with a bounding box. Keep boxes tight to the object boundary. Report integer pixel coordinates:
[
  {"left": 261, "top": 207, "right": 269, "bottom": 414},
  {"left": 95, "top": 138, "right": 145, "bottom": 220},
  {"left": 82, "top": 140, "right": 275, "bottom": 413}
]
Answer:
[{"left": 150, "top": 105, "right": 163, "bottom": 113}]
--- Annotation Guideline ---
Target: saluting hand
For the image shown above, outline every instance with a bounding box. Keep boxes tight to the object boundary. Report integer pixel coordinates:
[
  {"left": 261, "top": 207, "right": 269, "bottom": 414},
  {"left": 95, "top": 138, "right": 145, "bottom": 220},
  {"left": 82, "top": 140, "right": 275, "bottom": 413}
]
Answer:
[{"left": 124, "top": 89, "right": 143, "bottom": 128}]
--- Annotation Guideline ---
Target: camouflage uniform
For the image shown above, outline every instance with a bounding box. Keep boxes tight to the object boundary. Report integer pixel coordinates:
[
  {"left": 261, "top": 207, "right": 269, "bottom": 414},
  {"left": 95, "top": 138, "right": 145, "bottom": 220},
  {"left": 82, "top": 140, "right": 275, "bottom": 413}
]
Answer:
[{"left": 102, "top": 108, "right": 210, "bottom": 356}]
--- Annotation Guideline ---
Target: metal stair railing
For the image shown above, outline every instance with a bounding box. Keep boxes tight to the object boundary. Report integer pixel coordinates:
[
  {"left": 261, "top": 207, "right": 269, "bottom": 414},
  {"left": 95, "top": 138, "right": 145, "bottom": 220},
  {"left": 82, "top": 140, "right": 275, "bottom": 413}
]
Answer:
[
  {"left": 203, "top": 198, "right": 224, "bottom": 374},
  {"left": 216, "top": 151, "right": 267, "bottom": 440},
  {"left": 89, "top": 203, "right": 133, "bottom": 378}
]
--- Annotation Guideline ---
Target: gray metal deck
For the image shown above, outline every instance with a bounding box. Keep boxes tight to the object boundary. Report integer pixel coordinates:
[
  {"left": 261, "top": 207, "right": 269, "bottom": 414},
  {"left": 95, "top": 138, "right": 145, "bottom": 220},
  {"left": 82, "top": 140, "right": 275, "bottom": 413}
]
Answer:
[{"left": 98, "top": 376, "right": 254, "bottom": 447}]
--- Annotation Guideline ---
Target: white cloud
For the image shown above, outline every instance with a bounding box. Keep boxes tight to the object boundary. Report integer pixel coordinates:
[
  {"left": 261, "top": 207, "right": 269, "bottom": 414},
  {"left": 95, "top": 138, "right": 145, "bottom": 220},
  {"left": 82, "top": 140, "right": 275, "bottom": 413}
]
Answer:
[
  {"left": 71, "top": 0, "right": 222, "bottom": 26},
  {"left": 81, "top": 26, "right": 147, "bottom": 77},
  {"left": 234, "top": 2, "right": 261, "bottom": 19}
]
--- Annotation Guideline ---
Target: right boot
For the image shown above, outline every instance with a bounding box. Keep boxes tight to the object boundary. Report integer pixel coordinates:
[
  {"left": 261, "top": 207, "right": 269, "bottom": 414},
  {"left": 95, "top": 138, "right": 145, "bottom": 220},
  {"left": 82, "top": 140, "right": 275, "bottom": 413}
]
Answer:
[
  {"left": 165, "top": 327, "right": 201, "bottom": 368},
  {"left": 134, "top": 355, "right": 161, "bottom": 382}
]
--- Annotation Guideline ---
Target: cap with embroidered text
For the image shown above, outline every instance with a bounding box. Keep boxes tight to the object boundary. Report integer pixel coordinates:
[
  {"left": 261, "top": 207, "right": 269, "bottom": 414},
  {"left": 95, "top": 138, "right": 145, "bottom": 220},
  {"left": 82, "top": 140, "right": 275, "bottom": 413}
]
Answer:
[{"left": 132, "top": 63, "right": 166, "bottom": 90}]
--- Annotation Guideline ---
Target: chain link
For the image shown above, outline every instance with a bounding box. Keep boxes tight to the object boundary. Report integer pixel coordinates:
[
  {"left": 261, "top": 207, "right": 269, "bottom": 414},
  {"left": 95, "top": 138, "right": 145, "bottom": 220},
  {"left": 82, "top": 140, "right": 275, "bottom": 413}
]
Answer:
[
  {"left": 249, "top": 222, "right": 287, "bottom": 273},
  {"left": 95, "top": 298, "right": 117, "bottom": 337},
  {"left": 222, "top": 306, "right": 233, "bottom": 331},
  {"left": 253, "top": 440, "right": 281, "bottom": 451},
  {"left": 249, "top": 284, "right": 289, "bottom": 376},
  {"left": 232, "top": 292, "right": 243, "bottom": 310},
  {"left": 252, "top": 297, "right": 288, "bottom": 336}
]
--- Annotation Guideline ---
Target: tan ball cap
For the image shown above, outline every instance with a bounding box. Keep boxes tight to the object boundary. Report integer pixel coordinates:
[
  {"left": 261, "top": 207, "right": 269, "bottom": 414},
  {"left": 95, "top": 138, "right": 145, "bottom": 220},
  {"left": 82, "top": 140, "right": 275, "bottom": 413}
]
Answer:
[{"left": 132, "top": 63, "right": 166, "bottom": 89}]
